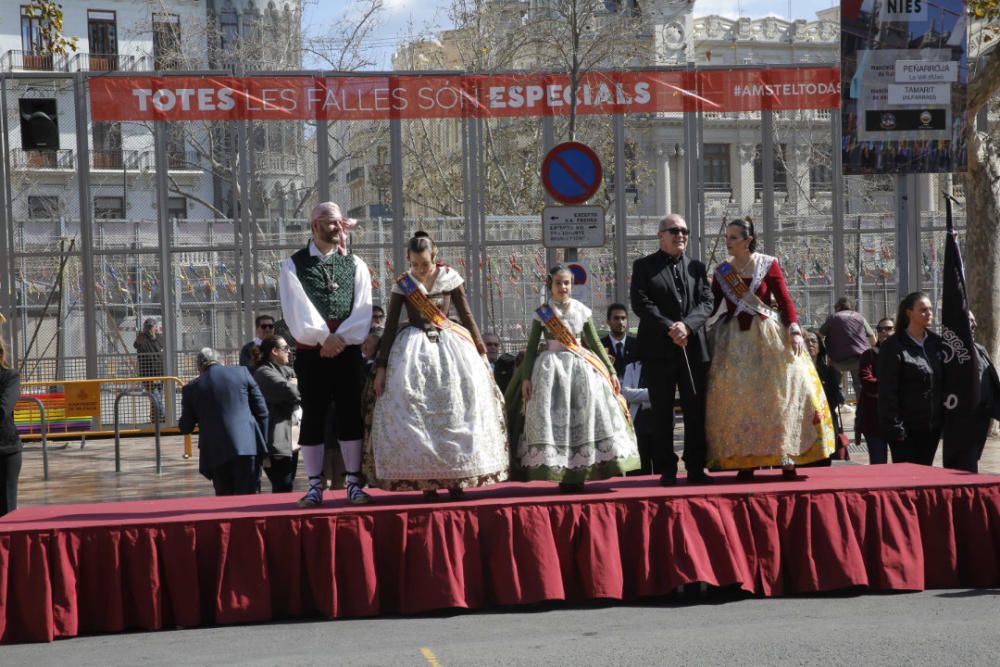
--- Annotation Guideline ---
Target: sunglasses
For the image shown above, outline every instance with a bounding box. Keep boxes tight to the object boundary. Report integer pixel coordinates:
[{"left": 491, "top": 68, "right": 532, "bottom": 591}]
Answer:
[
  {"left": 876, "top": 326, "right": 894, "bottom": 332},
  {"left": 259, "top": 323, "right": 275, "bottom": 330},
  {"left": 663, "top": 227, "right": 690, "bottom": 236}
]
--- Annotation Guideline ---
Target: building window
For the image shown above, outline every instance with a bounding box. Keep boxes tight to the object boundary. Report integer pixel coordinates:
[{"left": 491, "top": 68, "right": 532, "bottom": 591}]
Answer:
[
  {"left": 810, "top": 162, "right": 833, "bottom": 196},
  {"left": 94, "top": 196, "right": 124, "bottom": 220},
  {"left": 754, "top": 144, "right": 787, "bottom": 193},
  {"left": 92, "top": 122, "right": 122, "bottom": 169},
  {"left": 167, "top": 196, "right": 187, "bottom": 221},
  {"left": 701, "top": 144, "right": 731, "bottom": 192},
  {"left": 28, "top": 195, "right": 59, "bottom": 219},
  {"left": 152, "top": 13, "right": 181, "bottom": 70},
  {"left": 220, "top": 4, "right": 239, "bottom": 53},
  {"left": 20, "top": 5, "right": 53, "bottom": 69},
  {"left": 87, "top": 10, "right": 118, "bottom": 71}
]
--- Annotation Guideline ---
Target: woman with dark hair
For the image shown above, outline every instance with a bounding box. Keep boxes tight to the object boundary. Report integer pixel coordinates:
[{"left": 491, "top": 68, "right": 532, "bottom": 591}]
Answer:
[
  {"left": 804, "top": 330, "right": 843, "bottom": 465},
  {"left": 369, "top": 231, "right": 508, "bottom": 500},
  {"left": 253, "top": 335, "right": 301, "bottom": 493},
  {"left": 877, "top": 292, "right": 944, "bottom": 465},
  {"left": 505, "top": 265, "right": 639, "bottom": 491},
  {"left": 705, "top": 217, "right": 835, "bottom": 479},
  {"left": 0, "top": 337, "right": 22, "bottom": 516}
]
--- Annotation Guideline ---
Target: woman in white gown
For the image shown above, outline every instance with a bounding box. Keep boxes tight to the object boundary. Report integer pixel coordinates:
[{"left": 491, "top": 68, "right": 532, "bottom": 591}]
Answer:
[
  {"left": 368, "top": 232, "right": 508, "bottom": 499},
  {"left": 505, "top": 265, "right": 639, "bottom": 491}
]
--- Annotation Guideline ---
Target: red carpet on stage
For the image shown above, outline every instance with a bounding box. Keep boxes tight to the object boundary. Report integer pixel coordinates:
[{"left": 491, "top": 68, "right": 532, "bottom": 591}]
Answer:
[{"left": 2, "top": 464, "right": 1000, "bottom": 643}]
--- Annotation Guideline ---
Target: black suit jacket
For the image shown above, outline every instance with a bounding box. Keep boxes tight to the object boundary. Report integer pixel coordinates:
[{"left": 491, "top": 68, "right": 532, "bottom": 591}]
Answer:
[
  {"left": 493, "top": 354, "right": 517, "bottom": 393},
  {"left": 179, "top": 364, "right": 269, "bottom": 479},
  {"left": 600, "top": 334, "right": 639, "bottom": 378},
  {"left": 630, "top": 250, "right": 712, "bottom": 364},
  {"left": 975, "top": 342, "right": 1000, "bottom": 421}
]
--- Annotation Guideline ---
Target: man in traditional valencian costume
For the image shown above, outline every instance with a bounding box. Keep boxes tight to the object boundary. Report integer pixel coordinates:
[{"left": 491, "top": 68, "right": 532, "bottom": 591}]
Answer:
[{"left": 278, "top": 202, "right": 373, "bottom": 506}]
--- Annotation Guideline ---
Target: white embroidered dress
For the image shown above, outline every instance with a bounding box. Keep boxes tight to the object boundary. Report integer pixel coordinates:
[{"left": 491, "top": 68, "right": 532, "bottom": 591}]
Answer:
[
  {"left": 516, "top": 298, "right": 639, "bottom": 482},
  {"left": 369, "top": 267, "right": 508, "bottom": 490}
]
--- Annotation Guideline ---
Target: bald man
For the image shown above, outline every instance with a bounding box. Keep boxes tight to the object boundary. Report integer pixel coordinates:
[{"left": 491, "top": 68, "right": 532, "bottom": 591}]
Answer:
[{"left": 278, "top": 202, "right": 373, "bottom": 506}]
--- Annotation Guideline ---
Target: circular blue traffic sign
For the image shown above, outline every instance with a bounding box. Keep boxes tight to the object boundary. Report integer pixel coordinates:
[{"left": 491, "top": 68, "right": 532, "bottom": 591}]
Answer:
[{"left": 541, "top": 142, "right": 603, "bottom": 205}]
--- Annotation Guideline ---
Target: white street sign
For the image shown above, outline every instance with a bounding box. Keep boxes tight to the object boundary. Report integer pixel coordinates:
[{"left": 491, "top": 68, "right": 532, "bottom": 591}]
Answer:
[
  {"left": 887, "top": 83, "right": 950, "bottom": 106},
  {"left": 895, "top": 60, "right": 959, "bottom": 83},
  {"left": 542, "top": 206, "right": 606, "bottom": 248}
]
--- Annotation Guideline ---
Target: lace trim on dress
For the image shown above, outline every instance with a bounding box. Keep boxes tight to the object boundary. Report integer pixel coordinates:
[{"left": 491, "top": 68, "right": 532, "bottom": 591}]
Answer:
[
  {"left": 390, "top": 264, "right": 464, "bottom": 295},
  {"left": 531, "top": 297, "right": 591, "bottom": 335}
]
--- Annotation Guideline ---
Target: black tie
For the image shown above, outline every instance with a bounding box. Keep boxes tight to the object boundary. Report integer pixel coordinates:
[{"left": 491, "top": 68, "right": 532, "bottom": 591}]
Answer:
[{"left": 616, "top": 342, "right": 624, "bottom": 364}]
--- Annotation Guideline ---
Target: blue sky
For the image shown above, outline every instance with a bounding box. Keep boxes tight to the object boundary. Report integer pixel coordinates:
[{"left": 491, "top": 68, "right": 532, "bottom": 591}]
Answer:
[{"left": 304, "top": 0, "right": 840, "bottom": 70}]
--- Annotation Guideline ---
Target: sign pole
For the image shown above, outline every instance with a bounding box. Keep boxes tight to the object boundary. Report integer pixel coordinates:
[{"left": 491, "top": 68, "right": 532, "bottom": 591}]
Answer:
[
  {"left": 613, "top": 114, "right": 628, "bottom": 306},
  {"left": 543, "top": 117, "right": 556, "bottom": 269}
]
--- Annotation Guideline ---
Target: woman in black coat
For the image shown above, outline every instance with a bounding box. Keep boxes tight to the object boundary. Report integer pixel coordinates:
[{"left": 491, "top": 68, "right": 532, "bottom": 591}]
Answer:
[
  {"left": 877, "top": 292, "right": 945, "bottom": 465},
  {"left": 0, "top": 337, "right": 23, "bottom": 516},
  {"left": 253, "top": 336, "right": 302, "bottom": 493}
]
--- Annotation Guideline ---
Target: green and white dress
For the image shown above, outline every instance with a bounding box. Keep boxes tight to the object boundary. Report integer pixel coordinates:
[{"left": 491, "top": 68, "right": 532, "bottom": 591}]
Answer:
[{"left": 505, "top": 298, "right": 639, "bottom": 483}]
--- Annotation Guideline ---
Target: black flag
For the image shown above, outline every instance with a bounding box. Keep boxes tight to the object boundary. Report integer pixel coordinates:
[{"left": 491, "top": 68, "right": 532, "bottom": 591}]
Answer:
[{"left": 940, "top": 194, "right": 981, "bottom": 469}]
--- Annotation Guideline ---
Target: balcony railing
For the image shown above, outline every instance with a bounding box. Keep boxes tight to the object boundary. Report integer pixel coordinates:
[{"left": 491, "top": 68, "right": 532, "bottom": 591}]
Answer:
[
  {"left": 166, "top": 151, "right": 204, "bottom": 171},
  {"left": 66, "top": 52, "right": 150, "bottom": 72},
  {"left": 91, "top": 150, "right": 142, "bottom": 170},
  {"left": 347, "top": 166, "right": 365, "bottom": 183},
  {"left": 11, "top": 149, "right": 75, "bottom": 170},
  {"left": 1, "top": 50, "right": 65, "bottom": 72}
]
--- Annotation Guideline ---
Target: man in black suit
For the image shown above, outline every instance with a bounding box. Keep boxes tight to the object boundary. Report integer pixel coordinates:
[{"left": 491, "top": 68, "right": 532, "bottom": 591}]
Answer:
[
  {"left": 600, "top": 303, "right": 638, "bottom": 379},
  {"left": 239, "top": 314, "right": 276, "bottom": 368},
  {"left": 630, "top": 213, "right": 714, "bottom": 485},
  {"left": 179, "top": 348, "right": 269, "bottom": 496}
]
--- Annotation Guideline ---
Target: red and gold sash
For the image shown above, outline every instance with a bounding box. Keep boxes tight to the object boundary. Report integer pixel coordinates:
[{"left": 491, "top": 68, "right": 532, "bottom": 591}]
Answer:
[
  {"left": 396, "top": 273, "right": 478, "bottom": 350},
  {"left": 535, "top": 304, "right": 631, "bottom": 424},
  {"left": 715, "top": 261, "right": 775, "bottom": 320}
]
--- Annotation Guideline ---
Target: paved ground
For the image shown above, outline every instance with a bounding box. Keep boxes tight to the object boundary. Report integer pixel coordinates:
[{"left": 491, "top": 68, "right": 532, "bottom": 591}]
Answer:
[{"left": 5, "top": 589, "right": 1000, "bottom": 665}]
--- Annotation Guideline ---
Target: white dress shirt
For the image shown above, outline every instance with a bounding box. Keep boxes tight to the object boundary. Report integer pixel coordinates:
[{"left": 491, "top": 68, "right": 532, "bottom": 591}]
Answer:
[{"left": 278, "top": 240, "right": 373, "bottom": 347}]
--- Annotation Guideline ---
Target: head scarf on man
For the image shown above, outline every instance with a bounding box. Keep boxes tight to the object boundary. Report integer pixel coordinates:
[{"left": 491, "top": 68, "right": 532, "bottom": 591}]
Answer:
[{"left": 311, "top": 202, "right": 358, "bottom": 255}]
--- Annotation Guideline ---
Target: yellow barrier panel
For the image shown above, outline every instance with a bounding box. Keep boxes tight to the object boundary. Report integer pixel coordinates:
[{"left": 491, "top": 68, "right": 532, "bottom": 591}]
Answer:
[{"left": 17, "top": 375, "right": 192, "bottom": 442}]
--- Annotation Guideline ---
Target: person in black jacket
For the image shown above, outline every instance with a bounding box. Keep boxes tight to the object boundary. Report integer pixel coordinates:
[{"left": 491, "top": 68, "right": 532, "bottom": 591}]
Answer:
[
  {"left": 239, "top": 314, "right": 276, "bottom": 368},
  {"left": 630, "top": 213, "right": 714, "bottom": 485},
  {"left": 253, "top": 336, "right": 302, "bottom": 493},
  {"left": 134, "top": 318, "right": 165, "bottom": 421},
  {"left": 0, "top": 337, "right": 22, "bottom": 516},
  {"left": 600, "top": 303, "right": 638, "bottom": 380},
  {"left": 877, "top": 292, "right": 945, "bottom": 465},
  {"left": 945, "top": 311, "right": 1000, "bottom": 473},
  {"left": 805, "top": 330, "right": 843, "bottom": 466}
]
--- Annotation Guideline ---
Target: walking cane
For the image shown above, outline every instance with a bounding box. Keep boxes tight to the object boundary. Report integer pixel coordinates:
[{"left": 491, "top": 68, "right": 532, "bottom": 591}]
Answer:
[{"left": 682, "top": 346, "right": 697, "bottom": 396}]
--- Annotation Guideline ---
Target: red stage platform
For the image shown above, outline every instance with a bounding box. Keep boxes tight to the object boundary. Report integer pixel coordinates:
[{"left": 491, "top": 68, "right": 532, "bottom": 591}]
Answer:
[{"left": 2, "top": 464, "right": 999, "bottom": 643}]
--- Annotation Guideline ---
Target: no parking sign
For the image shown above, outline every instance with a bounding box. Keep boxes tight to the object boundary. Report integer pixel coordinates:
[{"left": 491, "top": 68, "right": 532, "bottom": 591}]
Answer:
[{"left": 541, "top": 142, "right": 603, "bottom": 205}]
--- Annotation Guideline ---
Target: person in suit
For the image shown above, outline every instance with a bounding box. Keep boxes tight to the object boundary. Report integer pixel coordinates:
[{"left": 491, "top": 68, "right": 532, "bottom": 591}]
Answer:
[
  {"left": 621, "top": 359, "right": 658, "bottom": 475},
  {"left": 239, "top": 315, "right": 276, "bottom": 368},
  {"left": 630, "top": 213, "right": 714, "bottom": 485},
  {"left": 945, "top": 310, "right": 1000, "bottom": 473},
  {"left": 601, "top": 303, "right": 638, "bottom": 379},
  {"left": 253, "top": 336, "right": 302, "bottom": 493},
  {"left": 484, "top": 332, "right": 517, "bottom": 392},
  {"left": 179, "top": 348, "right": 269, "bottom": 496}
]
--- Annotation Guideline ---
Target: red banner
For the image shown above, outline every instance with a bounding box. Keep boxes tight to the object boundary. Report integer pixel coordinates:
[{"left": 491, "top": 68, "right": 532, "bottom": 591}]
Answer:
[{"left": 89, "top": 68, "right": 841, "bottom": 121}]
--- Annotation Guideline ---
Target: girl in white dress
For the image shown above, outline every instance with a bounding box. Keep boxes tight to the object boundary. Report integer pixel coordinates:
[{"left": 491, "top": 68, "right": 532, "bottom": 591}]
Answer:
[
  {"left": 505, "top": 265, "right": 639, "bottom": 491},
  {"left": 369, "top": 232, "right": 508, "bottom": 499}
]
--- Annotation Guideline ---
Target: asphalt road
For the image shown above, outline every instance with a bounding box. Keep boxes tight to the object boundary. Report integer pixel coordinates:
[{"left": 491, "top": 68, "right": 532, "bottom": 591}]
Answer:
[{"left": 6, "top": 589, "right": 1000, "bottom": 666}]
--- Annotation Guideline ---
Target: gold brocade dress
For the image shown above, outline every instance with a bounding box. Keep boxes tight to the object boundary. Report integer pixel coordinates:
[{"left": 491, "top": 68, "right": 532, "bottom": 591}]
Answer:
[{"left": 705, "top": 254, "right": 835, "bottom": 469}]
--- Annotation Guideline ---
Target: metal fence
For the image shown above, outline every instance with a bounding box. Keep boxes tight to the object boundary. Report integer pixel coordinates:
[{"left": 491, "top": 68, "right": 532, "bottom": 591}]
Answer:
[{"left": 0, "top": 65, "right": 966, "bottom": 382}]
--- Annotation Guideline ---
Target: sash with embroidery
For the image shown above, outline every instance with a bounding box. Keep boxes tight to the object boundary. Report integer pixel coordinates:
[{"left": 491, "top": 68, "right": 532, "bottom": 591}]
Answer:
[
  {"left": 396, "top": 273, "right": 478, "bottom": 350},
  {"left": 715, "top": 261, "right": 776, "bottom": 320},
  {"left": 535, "top": 304, "right": 632, "bottom": 424}
]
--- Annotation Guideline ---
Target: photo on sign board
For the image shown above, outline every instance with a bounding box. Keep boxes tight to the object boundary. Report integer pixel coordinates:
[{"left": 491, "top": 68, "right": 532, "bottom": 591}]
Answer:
[{"left": 841, "top": 0, "right": 968, "bottom": 174}]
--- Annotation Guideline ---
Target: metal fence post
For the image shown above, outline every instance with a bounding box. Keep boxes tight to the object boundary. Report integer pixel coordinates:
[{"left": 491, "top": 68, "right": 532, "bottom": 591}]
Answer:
[
  {"left": 831, "top": 109, "right": 846, "bottom": 308},
  {"left": 760, "top": 110, "right": 776, "bottom": 257},
  {"left": 154, "top": 122, "right": 177, "bottom": 380},
  {"left": 0, "top": 76, "right": 12, "bottom": 367},
  {"left": 543, "top": 115, "right": 556, "bottom": 269},
  {"left": 613, "top": 114, "right": 629, "bottom": 306},
  {"left": 316, "top": 117, "right": 330, "bottom": 203},
  {"left": 237, "top": 116, "right": 255, "bottom": 344},
  {"left": 73, "top": 74, "right": 99, "bottom": 379},
  {"left": 390, "top": 116, "right": 405, "bottom": 279}
]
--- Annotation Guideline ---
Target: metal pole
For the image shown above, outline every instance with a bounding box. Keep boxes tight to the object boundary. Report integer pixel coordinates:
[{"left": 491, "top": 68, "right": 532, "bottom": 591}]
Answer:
[
  {"left": 682, "top": 102, "right": 702, "bottom": 260},
  {"left": 237, "top": 118, "right": 255, "bottom": 342},
  {"left": 389, "top": 117, "right": 405, "bottom": 278},
  {"left": 760, "top": 110, "right": 776, "bottom": 257},
  {"left": 316, "top": 118, "right": 330, "bottom": 202},
  {"left": 542, "top": 115, "right": 556, "bottom": 268},
  {"left": 468, "top": 117, "right": 485, "bottom": 323},
  {"left": 73, "top": 74, "right": 99, "bottom": 379},
  {"left": 613, "top": 114, "right": 628, "bottom": 306},
  {"left": 831, "top": 109, "right": 845, "bottom": 308},
  {"left": 20, "top": 396, "right": 48, "bottom": 480},
  {"left": 0, "top": 76, "right": 14, "bottom": 367},
  {"left": 895, "top": 173, "right": 921, "bottom": 296},
  {"left": 154, "top": 122, "right": 177, "bottom": 380}
]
